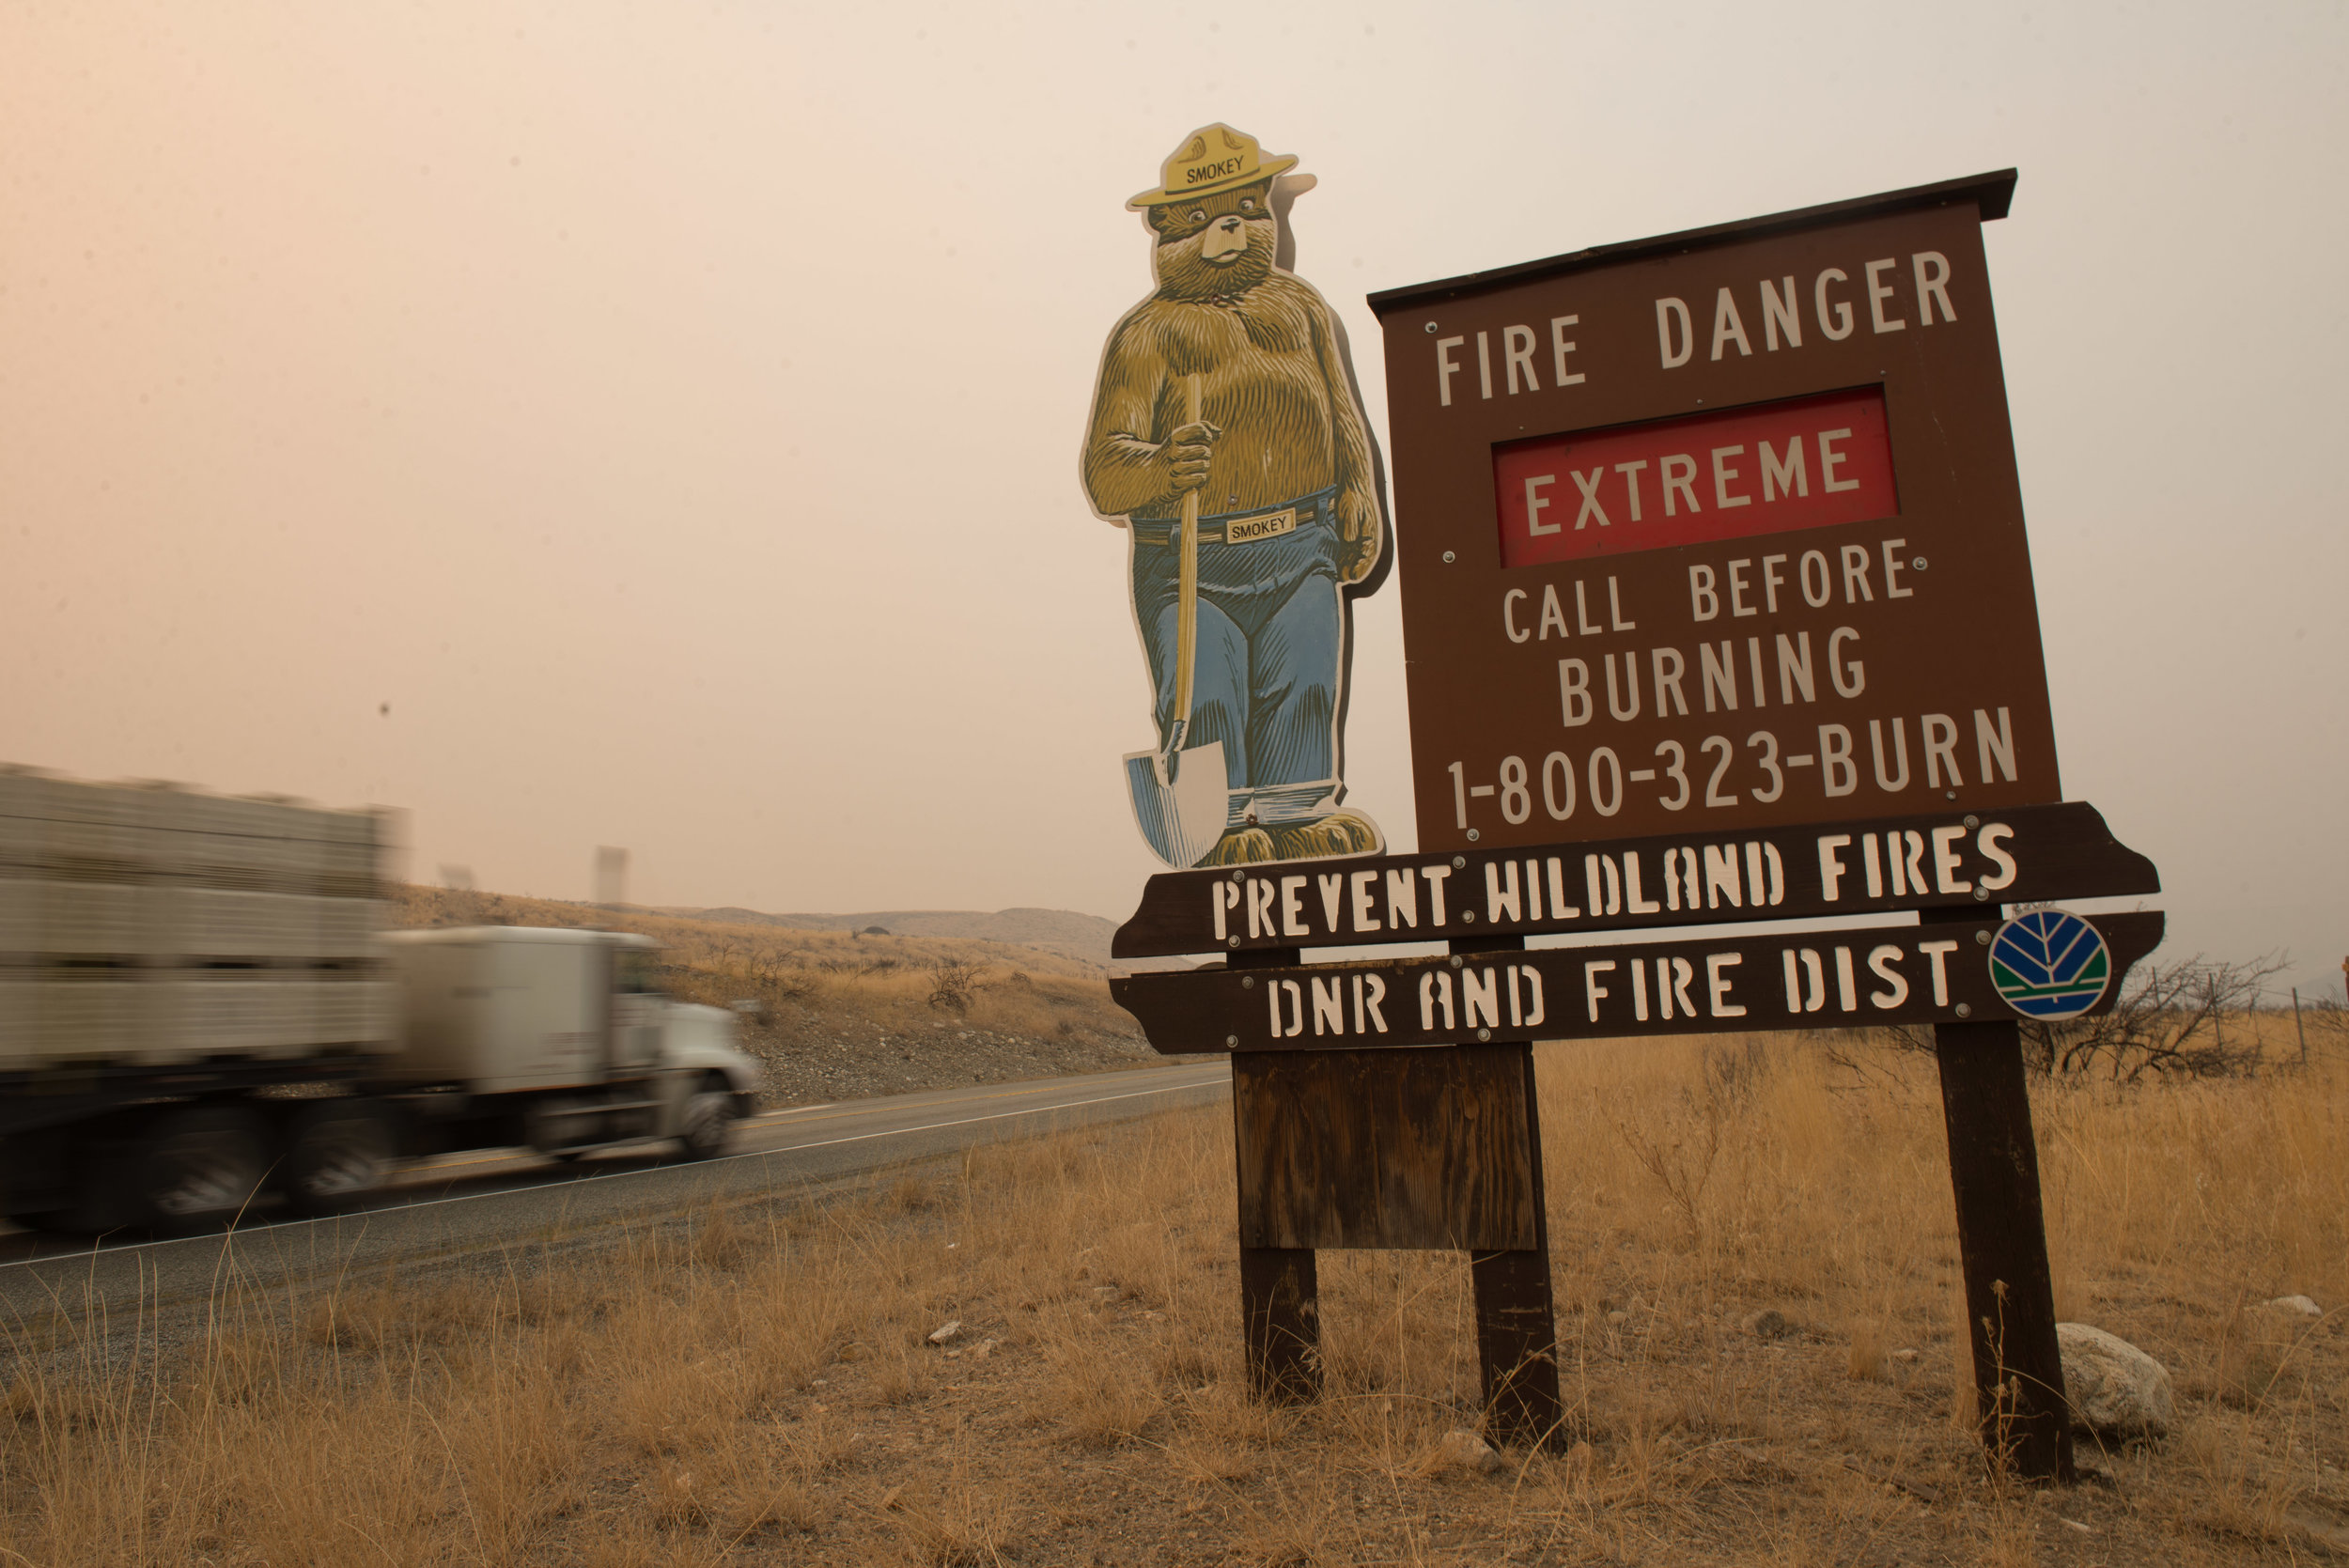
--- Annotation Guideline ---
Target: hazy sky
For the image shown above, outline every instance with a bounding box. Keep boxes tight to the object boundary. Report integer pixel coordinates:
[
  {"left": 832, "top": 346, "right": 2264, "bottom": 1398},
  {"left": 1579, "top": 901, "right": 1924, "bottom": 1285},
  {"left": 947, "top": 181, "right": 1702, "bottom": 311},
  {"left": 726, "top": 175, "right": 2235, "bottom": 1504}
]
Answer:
[{"left": 4, "top": 2, "right": 2343, "bottom": 997}]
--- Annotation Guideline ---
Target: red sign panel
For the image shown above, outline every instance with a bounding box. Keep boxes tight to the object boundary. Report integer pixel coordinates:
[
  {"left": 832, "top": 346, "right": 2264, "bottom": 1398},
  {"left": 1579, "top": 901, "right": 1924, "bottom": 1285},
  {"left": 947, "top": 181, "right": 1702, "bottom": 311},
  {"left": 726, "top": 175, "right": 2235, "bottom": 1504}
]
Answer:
[{"left": 1493, "top": 387, "right": 1896, "bottom": 567}]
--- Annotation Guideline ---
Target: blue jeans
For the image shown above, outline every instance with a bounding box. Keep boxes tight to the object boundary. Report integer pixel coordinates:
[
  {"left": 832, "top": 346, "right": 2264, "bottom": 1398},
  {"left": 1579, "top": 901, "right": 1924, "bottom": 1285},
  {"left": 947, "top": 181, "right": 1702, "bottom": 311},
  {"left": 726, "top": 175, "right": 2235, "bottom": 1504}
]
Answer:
[{"left": 1130, "top": 489, "right": 1343, "bottom": 809}]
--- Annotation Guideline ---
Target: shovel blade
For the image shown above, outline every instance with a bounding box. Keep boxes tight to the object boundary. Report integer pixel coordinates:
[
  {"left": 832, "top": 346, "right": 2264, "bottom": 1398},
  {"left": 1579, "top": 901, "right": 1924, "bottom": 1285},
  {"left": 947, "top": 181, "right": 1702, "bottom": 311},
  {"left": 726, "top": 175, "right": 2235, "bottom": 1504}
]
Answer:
[{"left": 1123, "top": 740, "right": 1228, "bottom": 869}]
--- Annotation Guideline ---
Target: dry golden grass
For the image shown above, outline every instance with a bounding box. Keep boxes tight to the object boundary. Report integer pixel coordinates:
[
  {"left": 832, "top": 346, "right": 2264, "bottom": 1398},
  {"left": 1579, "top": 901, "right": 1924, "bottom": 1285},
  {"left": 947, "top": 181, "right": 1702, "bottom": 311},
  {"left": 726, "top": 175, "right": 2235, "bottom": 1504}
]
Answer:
[{"left": 3, "top": 1022, "right": 2344, "bottom": 1563}]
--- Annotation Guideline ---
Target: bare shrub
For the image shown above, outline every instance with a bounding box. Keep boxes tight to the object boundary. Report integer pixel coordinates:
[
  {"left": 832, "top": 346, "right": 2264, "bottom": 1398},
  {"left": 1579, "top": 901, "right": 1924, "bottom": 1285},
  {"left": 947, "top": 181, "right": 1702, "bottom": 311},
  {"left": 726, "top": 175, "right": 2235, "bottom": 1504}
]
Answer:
[
  {"left": 2027, "top": 953, "right": 2293, "bottom": 1079},
  {"left": 1881, "top": 952, "right": 2295, "bottom": 1080},
  {"left": 2300, "top": 994, "right": 2349, "bottom": 1057},
  {"left": 1615, "top": 1100, "right": 1722, "bottom": 1249},
  {"left": 926, "top": 960, "right": 985, "bottom": 1015},
  {"left": 1612, "top": 1040, "right": 1763, "bottom": 1248}
]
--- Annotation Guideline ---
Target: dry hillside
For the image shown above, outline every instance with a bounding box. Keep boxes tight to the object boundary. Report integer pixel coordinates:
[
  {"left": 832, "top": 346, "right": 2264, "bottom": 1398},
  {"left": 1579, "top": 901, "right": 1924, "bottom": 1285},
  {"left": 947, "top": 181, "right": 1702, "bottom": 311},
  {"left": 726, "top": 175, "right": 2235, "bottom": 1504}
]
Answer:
[
  {"left": 663, "top": 906, "right": 1125, "bottom": 972},
  {"left": 389, "top": 886, "right": 1173, "bottom": 1104}
]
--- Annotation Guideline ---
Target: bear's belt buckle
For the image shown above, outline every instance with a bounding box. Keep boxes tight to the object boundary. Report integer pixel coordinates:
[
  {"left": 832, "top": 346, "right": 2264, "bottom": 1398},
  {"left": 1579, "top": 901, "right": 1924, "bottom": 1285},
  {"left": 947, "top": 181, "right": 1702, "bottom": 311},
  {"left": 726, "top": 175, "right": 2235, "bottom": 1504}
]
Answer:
[{"left": 1221, "top": 505, "right": 1297, "bottom": 546}]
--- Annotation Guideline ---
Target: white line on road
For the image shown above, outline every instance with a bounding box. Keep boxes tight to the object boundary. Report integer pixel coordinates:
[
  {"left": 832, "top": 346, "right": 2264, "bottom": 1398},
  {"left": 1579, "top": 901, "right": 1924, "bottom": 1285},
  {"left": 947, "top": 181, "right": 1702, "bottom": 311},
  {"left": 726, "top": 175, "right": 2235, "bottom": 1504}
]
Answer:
[
  {"left": 415, "top": 1097, "right": 845, "bottom": 1172},
  {"left": 754, "top": 1075, "right": 1227, "bottom": 1157},
  {"left": 751, "top": 1103, "right": 837, "bottom": 1121}
]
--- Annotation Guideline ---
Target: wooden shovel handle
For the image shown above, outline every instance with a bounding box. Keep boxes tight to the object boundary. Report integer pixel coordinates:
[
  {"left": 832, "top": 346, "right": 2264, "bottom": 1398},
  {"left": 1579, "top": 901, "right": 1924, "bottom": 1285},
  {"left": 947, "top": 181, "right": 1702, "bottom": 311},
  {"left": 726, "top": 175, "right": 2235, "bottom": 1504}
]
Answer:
[{"left": 1172, "top": 374, "right": 1203, "bottom": 745}]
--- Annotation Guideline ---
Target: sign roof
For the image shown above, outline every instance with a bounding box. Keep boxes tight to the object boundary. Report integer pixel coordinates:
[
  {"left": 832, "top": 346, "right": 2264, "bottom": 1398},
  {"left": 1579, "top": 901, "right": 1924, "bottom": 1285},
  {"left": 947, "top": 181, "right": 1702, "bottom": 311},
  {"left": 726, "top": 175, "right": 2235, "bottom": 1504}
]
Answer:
[{"left": 1368, "top": 171, "right": 2016, "bottom": 316}]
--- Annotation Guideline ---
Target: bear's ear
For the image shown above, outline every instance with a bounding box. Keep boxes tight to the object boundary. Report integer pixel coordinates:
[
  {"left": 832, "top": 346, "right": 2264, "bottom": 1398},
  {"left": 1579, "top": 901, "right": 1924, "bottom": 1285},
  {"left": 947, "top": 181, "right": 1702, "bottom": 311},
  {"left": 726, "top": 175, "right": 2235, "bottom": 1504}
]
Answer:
[{"left": 1269, "top": 174, "right": 1317, "bottom": 272}]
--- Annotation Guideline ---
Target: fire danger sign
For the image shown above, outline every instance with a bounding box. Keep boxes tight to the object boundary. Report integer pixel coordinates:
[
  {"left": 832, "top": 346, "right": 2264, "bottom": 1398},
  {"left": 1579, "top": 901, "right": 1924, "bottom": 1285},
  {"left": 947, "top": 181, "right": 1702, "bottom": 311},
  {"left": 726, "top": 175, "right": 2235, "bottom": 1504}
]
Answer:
[{"left": 1369, "top": 172, "right": 2056, "bottom": 850}]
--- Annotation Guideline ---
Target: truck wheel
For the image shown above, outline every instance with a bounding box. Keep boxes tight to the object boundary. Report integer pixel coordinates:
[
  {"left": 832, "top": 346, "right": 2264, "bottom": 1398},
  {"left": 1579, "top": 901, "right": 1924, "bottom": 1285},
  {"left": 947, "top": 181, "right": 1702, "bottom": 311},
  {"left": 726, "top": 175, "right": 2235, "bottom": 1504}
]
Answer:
[
  {"left": 280, "top": 1101, "right": 396, "bottom": 1216},
  {"left": 675, "top": 1079, "right": 739, "bottom": 1161},
  {"left": 7, "top": 1136, "right": 136, "bottom": 1234},
  {"left": 5, "top": 1207, "right": 86, "bottom": 1235},
  {"left": 133, "top": 1105, "right": 272, "bottom": 1233}
]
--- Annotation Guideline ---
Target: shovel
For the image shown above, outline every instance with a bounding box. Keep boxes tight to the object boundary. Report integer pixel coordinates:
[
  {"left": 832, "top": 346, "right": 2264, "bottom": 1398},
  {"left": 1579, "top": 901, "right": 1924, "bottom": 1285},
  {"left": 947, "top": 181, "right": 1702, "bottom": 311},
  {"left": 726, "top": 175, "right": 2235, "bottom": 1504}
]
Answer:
[{"left": 1123, "top": 373, "right": 1228, "bottom": 869}]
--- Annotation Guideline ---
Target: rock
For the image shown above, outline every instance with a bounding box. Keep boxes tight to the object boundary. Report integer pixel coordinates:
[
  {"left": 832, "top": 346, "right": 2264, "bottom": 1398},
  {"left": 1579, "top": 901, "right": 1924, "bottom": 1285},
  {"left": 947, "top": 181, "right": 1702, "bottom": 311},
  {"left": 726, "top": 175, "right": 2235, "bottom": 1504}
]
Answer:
[
  {"left": 2057, "top": 1323, "right": 2173, "bottom": 1437},
  {"left": 1425, "top": 1429, "right": 1504, "bottom": 1476},
  {"left": 1893, "top": 1348, "right": 1921, "bottom": 1363},
  {"left": 2262, "top": 1295, "right": 2323, "bottom": 1319},
  {"left": 1742, "top": 1309, "right": 1793, "bottom": 1340},
  {"left": 926, "top": 1320, "right": 963, "bottom": 1345}
]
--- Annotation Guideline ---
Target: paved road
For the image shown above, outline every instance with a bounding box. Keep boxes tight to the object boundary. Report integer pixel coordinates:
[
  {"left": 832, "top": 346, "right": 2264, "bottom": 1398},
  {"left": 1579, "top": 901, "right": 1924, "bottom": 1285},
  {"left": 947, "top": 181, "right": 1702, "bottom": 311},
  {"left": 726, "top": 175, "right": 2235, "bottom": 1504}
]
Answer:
[{"left": 0, "top": 1060, "right": 1231, "bottom": 1333}]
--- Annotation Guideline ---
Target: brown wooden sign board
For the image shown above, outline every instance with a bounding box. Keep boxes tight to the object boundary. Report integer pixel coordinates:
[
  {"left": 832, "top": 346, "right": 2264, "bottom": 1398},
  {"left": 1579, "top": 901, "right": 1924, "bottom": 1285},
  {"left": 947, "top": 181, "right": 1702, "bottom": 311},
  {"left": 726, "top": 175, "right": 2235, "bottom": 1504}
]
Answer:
[
  {"left": 1116, "top": 910, "right": 2161, "bottom": 1056},
  {"left": 1113, "top": 799, "right": 2154, "bottom": 958},
  {"left": 1365, "top": 170, "right": 2051, "bottom": 851},
  {"left": 1235, "top": 1044, "right": 1537, "bottom": 1251}
]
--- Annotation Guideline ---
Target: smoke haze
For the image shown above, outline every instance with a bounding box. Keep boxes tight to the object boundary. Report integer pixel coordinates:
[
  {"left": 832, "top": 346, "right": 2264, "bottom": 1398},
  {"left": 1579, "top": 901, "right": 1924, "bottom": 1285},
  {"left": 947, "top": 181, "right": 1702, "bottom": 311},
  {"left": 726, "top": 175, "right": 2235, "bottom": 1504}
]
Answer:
[{"left": 3, "top": 2, "right": 2342, "bottom": 995}]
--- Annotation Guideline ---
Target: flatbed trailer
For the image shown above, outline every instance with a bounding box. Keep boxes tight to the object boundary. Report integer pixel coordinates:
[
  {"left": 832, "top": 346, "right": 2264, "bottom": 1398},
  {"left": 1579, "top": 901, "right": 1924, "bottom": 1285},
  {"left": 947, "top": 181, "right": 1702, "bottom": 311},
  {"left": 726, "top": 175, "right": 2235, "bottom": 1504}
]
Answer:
[{"left": 0, "top": 768, "right": 758, "bottom": 1233}]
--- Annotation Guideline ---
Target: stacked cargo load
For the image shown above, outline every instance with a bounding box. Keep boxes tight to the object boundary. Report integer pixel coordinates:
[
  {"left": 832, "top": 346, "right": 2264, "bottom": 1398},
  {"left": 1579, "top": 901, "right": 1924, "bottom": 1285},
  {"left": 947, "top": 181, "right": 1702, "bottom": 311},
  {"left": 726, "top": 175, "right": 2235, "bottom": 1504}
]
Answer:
[
  {"left": 0, "top": 768, "right": 396, "bottom": 1072},
  {"left": 1, "top": 768, "right": 757, "bottom": 1234}
]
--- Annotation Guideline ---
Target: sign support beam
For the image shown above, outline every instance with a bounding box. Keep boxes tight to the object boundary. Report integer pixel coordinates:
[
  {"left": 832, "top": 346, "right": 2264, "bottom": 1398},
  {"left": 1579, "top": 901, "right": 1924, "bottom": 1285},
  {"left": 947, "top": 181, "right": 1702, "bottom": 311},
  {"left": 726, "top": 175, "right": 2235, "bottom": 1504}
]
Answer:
[
  {"left": 1470, "top": 1236, "right": 1564, "bottom": 1446},
  {"left": 1934, "top": 1013, "right": 2076, "bottom": 1481},
  {"left": 1230, "top": 945, "right": 1322, "bottom": 1405},
  {"left": 1926, "top": 906, "right": 2074, "bottom": 1481},
  {"left": 1457, "top": 929, "right": 1567, "bottom": 1449},
  {"left": 1237, "top": 1226, "right": 1321, "bottom": 1403}
]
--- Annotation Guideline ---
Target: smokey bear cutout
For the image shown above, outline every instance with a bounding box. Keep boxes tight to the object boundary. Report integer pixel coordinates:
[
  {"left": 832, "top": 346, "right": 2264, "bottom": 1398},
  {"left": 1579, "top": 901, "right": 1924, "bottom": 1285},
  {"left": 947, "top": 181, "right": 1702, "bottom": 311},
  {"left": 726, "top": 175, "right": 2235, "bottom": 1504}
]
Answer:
[{"left": 1083, "top": 124, "right": 1391, "bottom": 869}]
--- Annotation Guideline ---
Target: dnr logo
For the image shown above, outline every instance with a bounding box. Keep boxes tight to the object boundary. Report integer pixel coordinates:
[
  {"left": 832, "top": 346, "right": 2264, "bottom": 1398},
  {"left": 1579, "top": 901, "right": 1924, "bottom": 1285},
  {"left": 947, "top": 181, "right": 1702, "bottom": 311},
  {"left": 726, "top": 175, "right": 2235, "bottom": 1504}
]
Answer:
[{"left": 1987, "top": 909, "right": 2111, "bottom": 1019}]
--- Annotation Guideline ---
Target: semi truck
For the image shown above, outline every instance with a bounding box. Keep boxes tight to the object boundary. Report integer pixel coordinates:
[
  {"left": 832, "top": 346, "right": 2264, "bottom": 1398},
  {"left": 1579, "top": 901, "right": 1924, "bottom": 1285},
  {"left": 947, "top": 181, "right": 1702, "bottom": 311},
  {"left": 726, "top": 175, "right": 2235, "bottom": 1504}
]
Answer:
[{"left": 0, "top": 767, "right": 762, "bottom": 1233}]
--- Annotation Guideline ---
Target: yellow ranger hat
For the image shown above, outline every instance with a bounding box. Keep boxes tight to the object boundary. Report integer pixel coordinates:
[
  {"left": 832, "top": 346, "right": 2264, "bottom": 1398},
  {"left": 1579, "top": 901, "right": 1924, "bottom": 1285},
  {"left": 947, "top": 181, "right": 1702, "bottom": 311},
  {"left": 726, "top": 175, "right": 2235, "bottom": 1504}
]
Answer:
[{"left": 1128, "top": 123, "right": 1298, "bottom": 210}]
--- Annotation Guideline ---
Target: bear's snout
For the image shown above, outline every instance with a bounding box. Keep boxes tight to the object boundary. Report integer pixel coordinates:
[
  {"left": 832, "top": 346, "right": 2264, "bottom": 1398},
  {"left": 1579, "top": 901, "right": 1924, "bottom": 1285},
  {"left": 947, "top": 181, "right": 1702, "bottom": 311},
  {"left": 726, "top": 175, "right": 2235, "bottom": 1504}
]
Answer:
[{"left": 1200, "top": 214, "right": 1249, "bottom": 265}]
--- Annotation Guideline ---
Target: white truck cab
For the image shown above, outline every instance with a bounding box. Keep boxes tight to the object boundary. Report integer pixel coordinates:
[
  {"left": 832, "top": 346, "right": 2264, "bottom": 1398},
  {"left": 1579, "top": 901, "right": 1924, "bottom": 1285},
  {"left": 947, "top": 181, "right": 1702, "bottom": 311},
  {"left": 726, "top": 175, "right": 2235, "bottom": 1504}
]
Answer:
[{"left": 380, "top": 926, "right": 762, "bottom": 1162}]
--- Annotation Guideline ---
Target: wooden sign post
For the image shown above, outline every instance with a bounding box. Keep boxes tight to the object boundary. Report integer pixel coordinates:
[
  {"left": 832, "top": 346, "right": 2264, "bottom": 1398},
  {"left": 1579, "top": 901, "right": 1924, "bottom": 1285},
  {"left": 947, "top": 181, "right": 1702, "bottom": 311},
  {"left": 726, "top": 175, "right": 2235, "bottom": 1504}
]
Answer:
[
  {"left": 1116, "top": 815, "right": 2161, "bottom": 1457},
  {"left": 1225, "top": 940, "right": 1565, "bottom": 1439},
  {"left": 1118, "top": 846, "right": 2161, "bottom": 1463},
  {"left": 1106, "top": 168, "right": 2159, "bottom": 1478},
  {"left": 1357, "top": 167, "right": 2119, "bottom": 1478}
]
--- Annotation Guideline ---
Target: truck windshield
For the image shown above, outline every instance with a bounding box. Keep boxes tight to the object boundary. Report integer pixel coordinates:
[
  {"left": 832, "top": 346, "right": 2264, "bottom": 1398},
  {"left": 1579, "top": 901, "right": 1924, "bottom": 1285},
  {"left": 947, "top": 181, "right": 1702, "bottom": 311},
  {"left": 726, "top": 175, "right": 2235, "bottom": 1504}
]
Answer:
[{"left": 614, "top": 948, "right": 661, "bottom": 995}]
